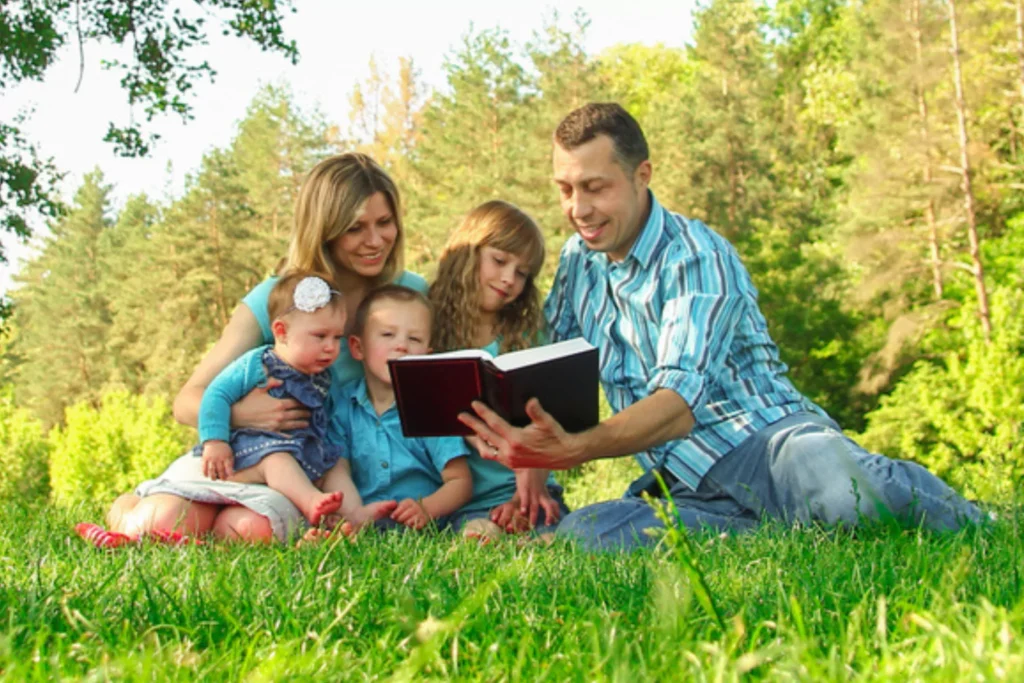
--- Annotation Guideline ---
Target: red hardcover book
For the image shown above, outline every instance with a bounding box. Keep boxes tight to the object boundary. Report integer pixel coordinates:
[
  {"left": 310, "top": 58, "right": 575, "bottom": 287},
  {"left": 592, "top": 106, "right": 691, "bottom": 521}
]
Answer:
[{"left": 387, "top": 338, "right": 599, "bottom": 437}]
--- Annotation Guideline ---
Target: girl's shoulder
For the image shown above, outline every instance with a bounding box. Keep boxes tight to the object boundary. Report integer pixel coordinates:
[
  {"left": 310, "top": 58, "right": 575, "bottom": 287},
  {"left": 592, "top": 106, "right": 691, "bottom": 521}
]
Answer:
[{"left": 394, "top": 270, "right": 428, "bottom": 294}]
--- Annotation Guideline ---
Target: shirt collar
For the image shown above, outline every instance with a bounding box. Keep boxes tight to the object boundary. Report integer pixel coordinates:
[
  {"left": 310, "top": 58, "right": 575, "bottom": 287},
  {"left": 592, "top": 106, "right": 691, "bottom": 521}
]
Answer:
[{"left": 348, "top": 377, "right": 396, "bottom": 417}]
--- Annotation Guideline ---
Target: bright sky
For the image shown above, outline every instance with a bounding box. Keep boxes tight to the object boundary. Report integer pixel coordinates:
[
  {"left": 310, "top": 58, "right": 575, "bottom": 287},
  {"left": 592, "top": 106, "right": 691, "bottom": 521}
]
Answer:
[{"left": 1, "top": 0, "right": 696, "bottom": 292}]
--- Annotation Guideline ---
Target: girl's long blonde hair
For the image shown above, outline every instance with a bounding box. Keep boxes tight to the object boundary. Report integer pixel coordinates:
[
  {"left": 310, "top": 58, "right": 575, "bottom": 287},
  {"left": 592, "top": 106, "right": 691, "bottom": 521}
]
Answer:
[
  {"left": 429, "top": 200, "right": 546, "bottom": 353},
  {"left": 283, "top": 153, "right": 405, "bottom": 287}
]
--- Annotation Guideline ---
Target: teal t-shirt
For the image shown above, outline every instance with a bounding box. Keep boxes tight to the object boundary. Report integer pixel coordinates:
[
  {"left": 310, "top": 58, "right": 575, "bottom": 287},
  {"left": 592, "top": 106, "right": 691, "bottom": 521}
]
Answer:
[{"left": 241, "top": 271, "right": 428, "bottom": 408}]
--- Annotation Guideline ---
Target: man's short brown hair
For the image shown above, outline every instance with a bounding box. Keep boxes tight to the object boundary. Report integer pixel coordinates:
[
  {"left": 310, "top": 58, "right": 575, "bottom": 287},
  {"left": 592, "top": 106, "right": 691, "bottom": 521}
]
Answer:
[
  {"left": 553, "top": 102, "right": 649, "bottom": 176},
  {"left": 351, "top": 284, "right": 432, "bottom": 338}
]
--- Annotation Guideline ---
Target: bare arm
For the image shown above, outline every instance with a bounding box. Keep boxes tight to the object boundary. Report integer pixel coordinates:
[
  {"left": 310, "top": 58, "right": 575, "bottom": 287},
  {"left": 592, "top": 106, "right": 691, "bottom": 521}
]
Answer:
[
  {"left": 172, "top": 304, "right": 309, "bottom": 431},
  {"left": 460, "top": 388, "right": 694, "bottom": 471},
  {"left": 420, "top": 456, "right": 473, "bottom": 520}
]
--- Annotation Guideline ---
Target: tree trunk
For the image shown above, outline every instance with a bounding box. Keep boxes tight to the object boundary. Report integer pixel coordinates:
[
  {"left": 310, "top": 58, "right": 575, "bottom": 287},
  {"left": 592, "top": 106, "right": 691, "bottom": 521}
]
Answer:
[
  {"left": 911, "top": 0, "right": 943, "bottom": 299},
  {"left": 948, "top": 0, "right": 992, "bottom": 339}
]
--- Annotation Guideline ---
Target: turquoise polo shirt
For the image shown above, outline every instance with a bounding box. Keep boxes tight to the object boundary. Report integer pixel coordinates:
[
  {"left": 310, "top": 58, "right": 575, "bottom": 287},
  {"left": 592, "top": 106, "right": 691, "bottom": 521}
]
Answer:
[
  {"left": 329, "top": 378, "right": 469, "bottom": 504},
  {"left": 241, "top": 271, "right": 428, "bottom": 406}
]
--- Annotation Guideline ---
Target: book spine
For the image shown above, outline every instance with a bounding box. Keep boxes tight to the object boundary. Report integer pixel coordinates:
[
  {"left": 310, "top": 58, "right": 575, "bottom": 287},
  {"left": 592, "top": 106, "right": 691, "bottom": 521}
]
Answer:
[{"left": 481, "top": 363, "right": 509, "bottom": 422}]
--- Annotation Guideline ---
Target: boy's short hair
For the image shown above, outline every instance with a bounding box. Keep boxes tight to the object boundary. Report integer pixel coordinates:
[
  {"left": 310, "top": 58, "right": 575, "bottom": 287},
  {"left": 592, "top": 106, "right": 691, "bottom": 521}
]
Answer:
[
  {"left": 352, "top": 284, "right": 432, "bottom": 337},
  {"left": 268, "top": 271, "right": 345, "bottom": 322},
  {"left": 554, "top": 102, "right": 649, "bottom": 177}
]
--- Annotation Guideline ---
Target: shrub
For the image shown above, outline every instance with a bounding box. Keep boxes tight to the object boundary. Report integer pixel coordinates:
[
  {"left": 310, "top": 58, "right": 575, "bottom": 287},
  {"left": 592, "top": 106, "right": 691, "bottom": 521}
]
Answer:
[
  {"left": 0, "top": 387, "right": 51, "bottom": 505},
  {"left": 48, "top": 391, "right": 193, "bottom": 507},
  {"left": 858, "top": 286, "right": 1024, "bottom": 502}
]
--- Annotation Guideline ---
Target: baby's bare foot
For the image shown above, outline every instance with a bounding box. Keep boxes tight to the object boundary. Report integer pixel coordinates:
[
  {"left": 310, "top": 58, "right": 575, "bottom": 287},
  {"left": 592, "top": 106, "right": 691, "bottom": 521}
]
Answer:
[{"left": 305, "top": 491, "right": 343, "bottom": 525}]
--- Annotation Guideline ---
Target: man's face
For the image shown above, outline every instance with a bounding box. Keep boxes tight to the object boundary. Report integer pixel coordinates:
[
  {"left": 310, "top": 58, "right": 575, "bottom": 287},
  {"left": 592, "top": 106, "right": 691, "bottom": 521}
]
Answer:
[{"left": 552, "top": 134, "right": 651, "bottom": 262}]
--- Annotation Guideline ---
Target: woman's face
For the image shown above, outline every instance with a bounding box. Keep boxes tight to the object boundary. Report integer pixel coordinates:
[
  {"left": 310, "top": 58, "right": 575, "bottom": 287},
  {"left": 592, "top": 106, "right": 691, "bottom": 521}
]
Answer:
[{"left": 331, "top": 192, "right": 398, "bottom": 279}]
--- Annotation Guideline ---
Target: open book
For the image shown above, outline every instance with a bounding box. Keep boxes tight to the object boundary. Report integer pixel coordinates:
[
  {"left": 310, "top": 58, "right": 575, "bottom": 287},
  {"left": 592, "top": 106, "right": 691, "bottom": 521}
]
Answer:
[{"left": 388, "top": 337, "right": 600, "bottom": 437}]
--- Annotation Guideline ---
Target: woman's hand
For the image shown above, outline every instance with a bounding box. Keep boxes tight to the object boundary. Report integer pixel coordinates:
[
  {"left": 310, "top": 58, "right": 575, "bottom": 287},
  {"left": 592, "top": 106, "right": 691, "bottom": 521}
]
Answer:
[
  {"left": 201, "top": 440, "right": 235, "bottom": 480},
  {"left": 230, "top": 378, "right": 311, "bottom": 432}
]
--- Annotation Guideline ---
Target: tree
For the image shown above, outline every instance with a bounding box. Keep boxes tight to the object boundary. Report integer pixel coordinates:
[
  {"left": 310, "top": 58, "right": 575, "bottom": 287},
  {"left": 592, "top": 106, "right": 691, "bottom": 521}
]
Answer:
[
  {"left": 0, "top": 0, "right": 298, "bottom": 262},
  {"left": 6, "top": 171, "right": 116, "bottom": 426}
]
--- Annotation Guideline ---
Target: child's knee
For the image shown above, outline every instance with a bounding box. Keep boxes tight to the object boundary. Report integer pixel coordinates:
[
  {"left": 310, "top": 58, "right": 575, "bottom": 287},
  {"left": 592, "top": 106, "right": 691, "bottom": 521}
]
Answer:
[
  {"left": 106, "top": 493, "right": 141, "bottom": 530},
  {"left": 213, "top": 508, "right": 275, "bottom": 543}
]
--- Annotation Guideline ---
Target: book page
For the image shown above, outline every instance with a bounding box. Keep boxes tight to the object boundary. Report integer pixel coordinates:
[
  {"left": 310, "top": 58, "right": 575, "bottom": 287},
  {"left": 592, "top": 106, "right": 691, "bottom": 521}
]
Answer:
[
  {"left": 491, "top": 337, "right": 596, "bottom": 372},
  {"left": 394, "top": 348, "right": 493, "bottom": 363}
]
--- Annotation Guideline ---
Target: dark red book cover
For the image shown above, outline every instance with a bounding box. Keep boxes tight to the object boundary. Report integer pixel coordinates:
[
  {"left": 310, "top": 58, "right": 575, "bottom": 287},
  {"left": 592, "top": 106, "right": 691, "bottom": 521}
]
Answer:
[{"left": 388, "top": 339, "right": 599, "bottom": 438}]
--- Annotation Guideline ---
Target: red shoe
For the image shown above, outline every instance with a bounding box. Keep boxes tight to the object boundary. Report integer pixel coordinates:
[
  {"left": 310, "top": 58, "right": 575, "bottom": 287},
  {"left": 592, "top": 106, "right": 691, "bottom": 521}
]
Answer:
[{"left": 75, "top": 523, "right": 135, "bottom": 549}]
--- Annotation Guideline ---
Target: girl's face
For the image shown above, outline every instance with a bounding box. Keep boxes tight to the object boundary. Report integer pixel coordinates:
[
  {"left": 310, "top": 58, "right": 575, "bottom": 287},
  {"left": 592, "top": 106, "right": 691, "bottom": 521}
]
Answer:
[
  {"left": 273, "top": 305, "right": 347, "bottom": 375},
  {"left": 331, "top": 192, "right": 398, "bottom": 280},
  {"left": 477, "top": 245, "right": 530, "bottom": 315}
]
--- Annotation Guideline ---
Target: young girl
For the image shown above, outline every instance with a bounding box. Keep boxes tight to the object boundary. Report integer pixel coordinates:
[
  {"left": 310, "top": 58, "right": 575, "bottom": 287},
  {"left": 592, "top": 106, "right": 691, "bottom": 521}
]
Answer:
[
  {"left": 195, "top": 272, "right": 349, "bottom": 526},
  {"left": 428, "top": 200, "right": 569, "bottom": 540}
]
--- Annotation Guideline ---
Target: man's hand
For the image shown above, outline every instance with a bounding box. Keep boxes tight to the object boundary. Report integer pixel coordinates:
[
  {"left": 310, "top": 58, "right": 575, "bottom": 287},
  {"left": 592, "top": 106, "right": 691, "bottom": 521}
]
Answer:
[
  {"left": 230, "top": 378, "right": 311, "bottom": 432},
  {"left": 391, "top": 498, "right": 430, "bottom": 530},
  {"left": 201, "top": 440, "right": 235, "bottom": 480},
  {"left": 458, "top": 398, "right": 586, "bottom": 470}
]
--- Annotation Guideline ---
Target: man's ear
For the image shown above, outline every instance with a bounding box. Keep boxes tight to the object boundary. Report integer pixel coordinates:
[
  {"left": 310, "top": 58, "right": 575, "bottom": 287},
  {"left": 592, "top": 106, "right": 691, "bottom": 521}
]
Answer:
[
  {"left": 348, "top": 335, "right": 364, "bottom": 361},
  {"left": 271, "top": 319, "right": 288, "bottom": 343},
  {"left": 634, "top": 159, "right": 652, "bottom": 190}
]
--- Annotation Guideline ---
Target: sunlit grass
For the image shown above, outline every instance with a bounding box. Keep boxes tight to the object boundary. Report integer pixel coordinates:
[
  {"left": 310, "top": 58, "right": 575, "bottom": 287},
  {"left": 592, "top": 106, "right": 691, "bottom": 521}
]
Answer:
[{"left": 1, "top": 501, "right": 1022, "bottom": 681}]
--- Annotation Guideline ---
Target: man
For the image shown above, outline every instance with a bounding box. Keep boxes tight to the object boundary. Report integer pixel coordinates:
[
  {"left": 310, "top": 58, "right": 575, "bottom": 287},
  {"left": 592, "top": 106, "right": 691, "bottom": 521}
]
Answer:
[{"left": 459, "top": 102, "right": 982, "bottom": 551}]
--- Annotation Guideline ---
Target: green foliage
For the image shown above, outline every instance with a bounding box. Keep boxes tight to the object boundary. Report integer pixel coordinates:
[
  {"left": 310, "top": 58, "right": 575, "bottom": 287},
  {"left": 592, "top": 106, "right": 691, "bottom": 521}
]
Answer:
[
  {"left": 0, "top": 0, "right": 298, "bottom": 261},
  {"left": 858, "top": 286, "right": 1024, "bottom": 501},
  {"left": 0, "top": 386, "right": 49, "bottom": 504},
  {"left": 47, "top": 391, "right": 191, "bottom": 508}
]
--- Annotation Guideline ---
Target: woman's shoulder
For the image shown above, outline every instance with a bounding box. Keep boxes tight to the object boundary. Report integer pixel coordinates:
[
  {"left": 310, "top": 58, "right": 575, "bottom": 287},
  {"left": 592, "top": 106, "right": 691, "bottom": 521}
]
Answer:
[{"left": 394, "top": 270, "right": 427, "bottom": 294}]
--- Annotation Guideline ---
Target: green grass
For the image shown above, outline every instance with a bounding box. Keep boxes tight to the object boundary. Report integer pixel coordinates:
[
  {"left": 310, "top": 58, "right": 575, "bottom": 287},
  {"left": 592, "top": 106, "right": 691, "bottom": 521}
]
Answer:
[{"left": 2, "top": 501, "right": 1023, "bottom": 681}]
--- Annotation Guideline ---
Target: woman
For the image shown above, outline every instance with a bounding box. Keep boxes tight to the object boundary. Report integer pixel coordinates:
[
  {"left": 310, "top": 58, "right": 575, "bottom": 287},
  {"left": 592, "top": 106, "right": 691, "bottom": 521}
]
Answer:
[{"left": 102, "top": 153, "right": 426, "bottom": 543}]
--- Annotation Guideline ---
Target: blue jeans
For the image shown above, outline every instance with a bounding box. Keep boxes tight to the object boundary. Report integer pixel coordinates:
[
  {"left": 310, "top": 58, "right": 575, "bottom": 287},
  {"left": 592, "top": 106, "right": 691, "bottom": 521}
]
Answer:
[{"left": 557, "top": 413, "right": 983, "bottom": 551}]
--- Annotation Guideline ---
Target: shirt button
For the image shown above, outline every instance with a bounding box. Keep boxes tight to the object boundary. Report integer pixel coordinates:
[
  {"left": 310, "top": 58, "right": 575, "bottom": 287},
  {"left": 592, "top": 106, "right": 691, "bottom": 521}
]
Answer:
[{"left": 381, "top": 462, "right": 389, "bottom": 469}]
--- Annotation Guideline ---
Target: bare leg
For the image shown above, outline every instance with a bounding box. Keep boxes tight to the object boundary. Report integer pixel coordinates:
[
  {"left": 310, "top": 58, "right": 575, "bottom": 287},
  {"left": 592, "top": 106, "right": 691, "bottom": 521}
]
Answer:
[
  {"left": 229, "top": 452, "right": 342, "bottom": 525},
  {"left": 113, "top": 493, "right": 220, "bottom": 537},
  {"left": 212, "top": 506, "right": 275, "bottom": 543},
  {"left": 106, "top": 494, "right": 141, "bottom": 530}
]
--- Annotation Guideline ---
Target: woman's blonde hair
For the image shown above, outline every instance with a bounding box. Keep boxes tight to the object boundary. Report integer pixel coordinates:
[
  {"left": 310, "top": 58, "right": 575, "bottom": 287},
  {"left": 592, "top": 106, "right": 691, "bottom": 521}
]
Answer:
[
  {"left": 429, "top": 200, "right": 546, "bottom": 354},
  {"left": 283, "top": 153, "right": 405, "bottom": 287}
]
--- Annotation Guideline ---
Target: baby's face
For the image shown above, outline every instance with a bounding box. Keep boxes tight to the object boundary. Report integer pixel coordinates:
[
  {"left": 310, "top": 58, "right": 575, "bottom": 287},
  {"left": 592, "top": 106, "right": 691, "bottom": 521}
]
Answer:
[
  {"left": 275, "top": 305, "right": 347, "bottom": 375},
  {"left": 355, "top": 299, "right": 431, "bottom": 385}
]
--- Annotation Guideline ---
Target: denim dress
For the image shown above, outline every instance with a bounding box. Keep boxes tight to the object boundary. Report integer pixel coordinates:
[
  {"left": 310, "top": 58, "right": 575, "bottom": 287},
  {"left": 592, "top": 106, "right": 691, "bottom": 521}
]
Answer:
[{"left": 192, "top": 349, "right": 344, "bottom": 480}]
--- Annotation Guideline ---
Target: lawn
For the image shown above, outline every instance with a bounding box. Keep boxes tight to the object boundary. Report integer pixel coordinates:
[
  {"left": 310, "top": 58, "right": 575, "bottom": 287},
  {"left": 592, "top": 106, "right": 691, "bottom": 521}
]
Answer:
[{"left": 1, "top": 500, "right": 1022, "bottom": 681}]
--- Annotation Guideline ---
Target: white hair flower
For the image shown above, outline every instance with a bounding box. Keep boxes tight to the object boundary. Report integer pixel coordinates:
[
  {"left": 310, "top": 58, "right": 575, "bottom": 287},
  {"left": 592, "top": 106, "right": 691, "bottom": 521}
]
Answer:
[{"left": 292, "top": 276, "right": 335, "bottom": 313}]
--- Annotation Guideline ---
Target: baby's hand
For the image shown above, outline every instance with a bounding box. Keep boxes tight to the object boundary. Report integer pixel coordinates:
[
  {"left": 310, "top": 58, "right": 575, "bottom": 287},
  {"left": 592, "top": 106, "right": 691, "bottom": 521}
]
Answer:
[
  {"left": 391, "top": 498, "right": 429, "bottom": 530},
  {"left": 201, "top": 440, "right": 235, "bottom": 480}
]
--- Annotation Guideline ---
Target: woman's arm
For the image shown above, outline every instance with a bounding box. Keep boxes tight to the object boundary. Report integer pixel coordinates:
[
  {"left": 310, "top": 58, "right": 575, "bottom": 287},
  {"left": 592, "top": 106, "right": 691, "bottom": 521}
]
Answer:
[{"left": 172, "top": 304, "right": 310, "bottom": 431}]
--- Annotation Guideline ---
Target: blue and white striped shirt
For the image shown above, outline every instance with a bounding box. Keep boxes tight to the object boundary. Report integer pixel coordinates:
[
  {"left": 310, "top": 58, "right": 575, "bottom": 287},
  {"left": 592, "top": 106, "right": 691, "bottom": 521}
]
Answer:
[{"left": 544, "top": 193, "right": 825, "bottom": 491}]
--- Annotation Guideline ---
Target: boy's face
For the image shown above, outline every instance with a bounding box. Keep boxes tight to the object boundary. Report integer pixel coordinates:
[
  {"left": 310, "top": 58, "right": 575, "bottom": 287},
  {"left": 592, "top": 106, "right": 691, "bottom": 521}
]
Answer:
[
  {"left": 350, "top": 298, "right": 431, "bottom": 385},
  {"left": 273, "top": 305, "right": 347, "bottom": 375}
]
